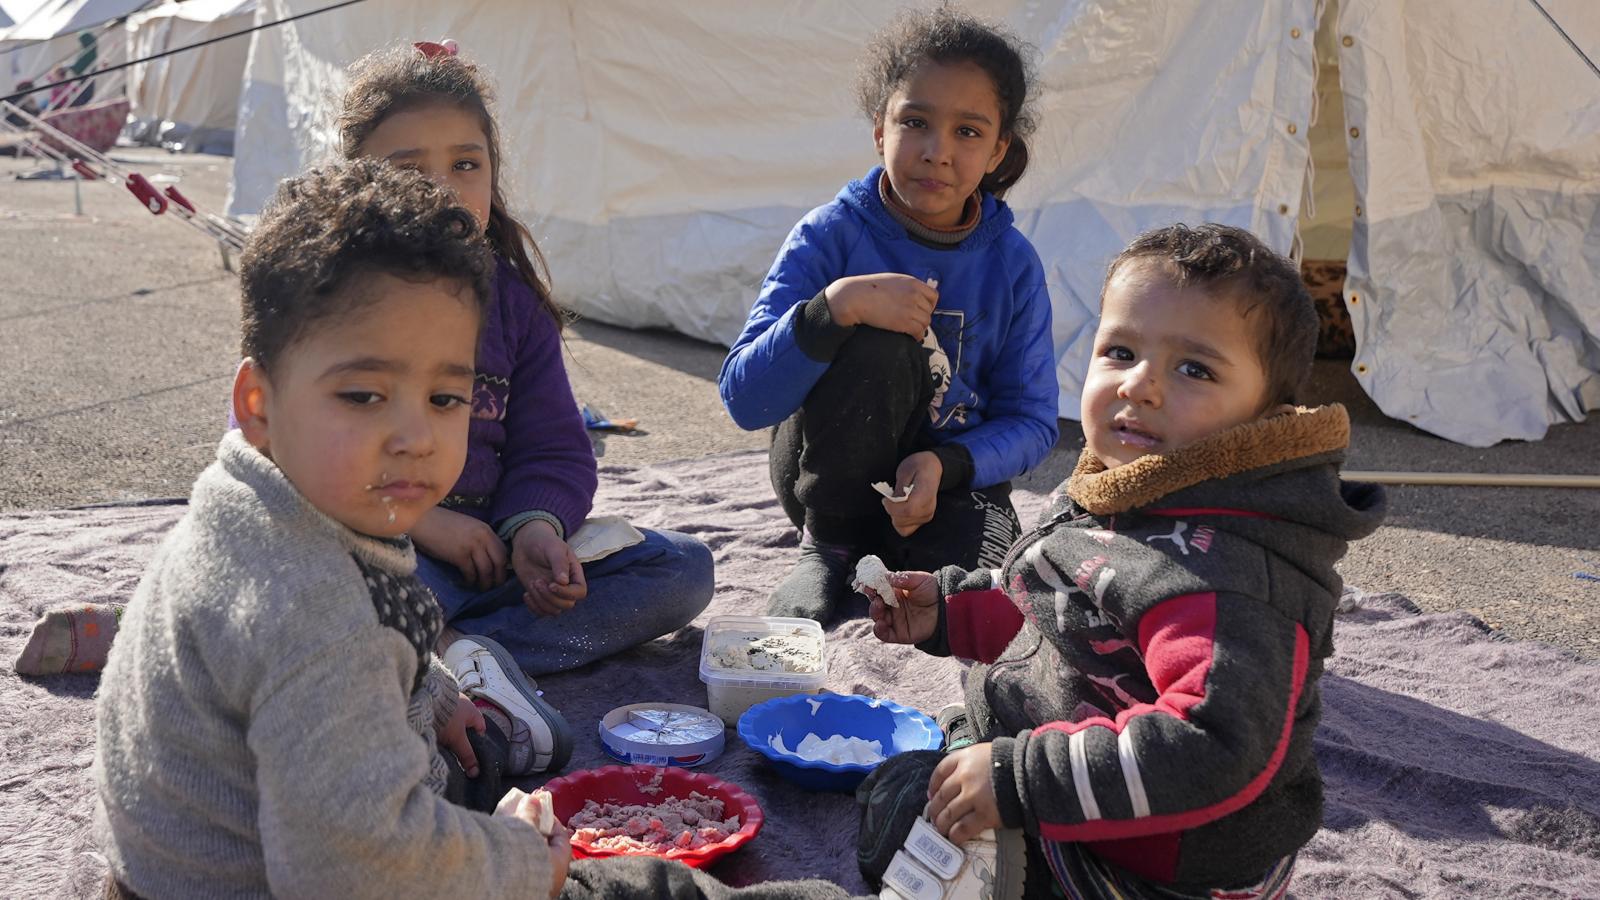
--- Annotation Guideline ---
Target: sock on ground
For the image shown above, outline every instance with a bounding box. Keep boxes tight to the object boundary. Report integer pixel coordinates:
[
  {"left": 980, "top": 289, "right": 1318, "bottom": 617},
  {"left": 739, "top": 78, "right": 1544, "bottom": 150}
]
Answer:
[{"left": 13, "top": 603, "right": 122, "bottom": 675}]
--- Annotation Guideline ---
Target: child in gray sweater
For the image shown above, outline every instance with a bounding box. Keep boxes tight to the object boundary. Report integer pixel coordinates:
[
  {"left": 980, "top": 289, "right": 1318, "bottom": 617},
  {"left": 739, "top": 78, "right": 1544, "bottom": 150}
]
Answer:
[
  {"left": 94, "top": 160, "right": 563, "bottom": 899},
  {"left": 92, "top": 156, "right": 881, "bottom": 900}
]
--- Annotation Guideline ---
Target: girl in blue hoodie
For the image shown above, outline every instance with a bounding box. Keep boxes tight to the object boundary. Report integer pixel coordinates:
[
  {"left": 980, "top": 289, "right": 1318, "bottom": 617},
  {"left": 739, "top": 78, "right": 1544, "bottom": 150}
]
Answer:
[{"left": 719, "top": 7, "right": 1059, "bottom": 622}]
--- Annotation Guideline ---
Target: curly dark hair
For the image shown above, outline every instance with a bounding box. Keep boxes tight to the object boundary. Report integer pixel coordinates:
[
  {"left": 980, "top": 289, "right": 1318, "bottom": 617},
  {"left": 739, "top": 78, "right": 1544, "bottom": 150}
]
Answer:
[
  {"left": 856, "top": 5, "right": 1038, "bottom": 197},
  {"left": 337, "top": 44, "right": 564, "bottom": 329},
  {"left": 239, "top": 158, "right": 494, "bottom": 373},
  {"left": 1104, "top": 224, "right": 1318, "bottom": 406}
]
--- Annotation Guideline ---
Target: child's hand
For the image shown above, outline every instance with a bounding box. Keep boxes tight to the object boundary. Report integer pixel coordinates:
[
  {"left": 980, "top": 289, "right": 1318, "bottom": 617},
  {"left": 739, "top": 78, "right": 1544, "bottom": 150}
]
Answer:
[
  {"left": 885, "top": 451, "right": 941, "bottom": 536},
  {"left": 497, "top": 789, "right": 571, "bottom": 898},
  {"left": 543, "top": 821, "right": 571, "bottom": 898},
  {"left": 512, "top": 520, "right": 587, "bottom": 616},
  {"left": 927, "top": 743, "right": 1002, "bottom": 844},
  {"left": 825, "top": 273, "right": 939, "bottom": 340},
  {"left": 438, "top": 692, "right": 485, "bottom": 777},
  {"left": 410, "top": 508, "right": 508, "bottom": 590},
  {"left": 869, "top": 570, "right": 940, "bottom": 644}
]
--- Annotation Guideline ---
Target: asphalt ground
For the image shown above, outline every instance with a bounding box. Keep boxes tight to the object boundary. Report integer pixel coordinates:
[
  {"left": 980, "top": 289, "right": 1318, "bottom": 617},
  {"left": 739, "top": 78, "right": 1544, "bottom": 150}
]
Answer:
[{"left": 3, "top": 148, "right": 1597, "bottom": 659}]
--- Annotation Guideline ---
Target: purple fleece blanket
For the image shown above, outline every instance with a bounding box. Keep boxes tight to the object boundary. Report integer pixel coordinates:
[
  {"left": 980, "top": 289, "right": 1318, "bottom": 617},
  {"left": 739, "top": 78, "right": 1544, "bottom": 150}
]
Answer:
[{"left": 2, "top": 450, "right": 1598, "bottom": 898}]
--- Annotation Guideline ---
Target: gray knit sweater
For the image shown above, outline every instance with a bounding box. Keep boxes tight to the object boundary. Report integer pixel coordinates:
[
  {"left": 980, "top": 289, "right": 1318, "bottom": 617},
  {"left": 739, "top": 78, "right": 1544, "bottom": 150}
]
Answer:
[{"left": 94, "top": 432, "right": 550, "bottom": 899}]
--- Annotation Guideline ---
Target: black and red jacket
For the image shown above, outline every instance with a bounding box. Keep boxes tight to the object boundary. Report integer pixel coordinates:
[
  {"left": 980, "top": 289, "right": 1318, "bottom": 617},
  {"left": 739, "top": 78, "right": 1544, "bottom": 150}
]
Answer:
[{"left": 918, "top": 405, "right": 1386, "bottom": 891}]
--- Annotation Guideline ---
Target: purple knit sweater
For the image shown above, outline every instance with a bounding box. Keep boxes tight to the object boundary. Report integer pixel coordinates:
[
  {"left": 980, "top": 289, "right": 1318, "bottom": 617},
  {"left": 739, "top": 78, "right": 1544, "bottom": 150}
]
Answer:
[{"left": 440, "top": 258, "right": 596, "bottom": 537}]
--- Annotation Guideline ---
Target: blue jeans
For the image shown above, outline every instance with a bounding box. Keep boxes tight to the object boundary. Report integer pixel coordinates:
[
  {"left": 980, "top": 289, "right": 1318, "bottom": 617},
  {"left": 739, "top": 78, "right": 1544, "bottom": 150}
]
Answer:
[{"left": 417, "top": 527, "right": 714, "bottom": 676}]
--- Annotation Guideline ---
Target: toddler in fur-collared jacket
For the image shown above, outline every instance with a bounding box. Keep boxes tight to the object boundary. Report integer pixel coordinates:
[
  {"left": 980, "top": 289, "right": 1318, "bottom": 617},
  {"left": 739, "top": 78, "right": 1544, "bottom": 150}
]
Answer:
[{"left": 859, "top": 223, "right": 1388, "bottom": 900}]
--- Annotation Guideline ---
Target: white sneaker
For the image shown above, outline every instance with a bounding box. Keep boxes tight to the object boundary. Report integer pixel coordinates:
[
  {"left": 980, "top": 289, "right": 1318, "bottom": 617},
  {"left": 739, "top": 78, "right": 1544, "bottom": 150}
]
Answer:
[
  {"left": 879, "top": 815, "right": 1025, "bottom": 900},
  {"left": 443, "top": 636, "right": 573, "bottom": 775}
]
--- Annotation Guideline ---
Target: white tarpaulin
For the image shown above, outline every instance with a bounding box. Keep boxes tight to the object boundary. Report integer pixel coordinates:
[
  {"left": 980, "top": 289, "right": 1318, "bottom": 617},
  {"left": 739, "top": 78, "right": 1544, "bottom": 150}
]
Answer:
[
  {"left": 0, "top": 1, "right": 42, "bottom": 29},
  {"left": 1338, "top": 0, "right": 1600, "bottom": 445},
  {"left": 125, "top": 0, "right": 254, "bottom": 132},
  {"left": 229, "top": 0, "right": 1599, "bottom": 445},
  {"left": 1, "top": 0, "right": 147, "bottom": 93}
]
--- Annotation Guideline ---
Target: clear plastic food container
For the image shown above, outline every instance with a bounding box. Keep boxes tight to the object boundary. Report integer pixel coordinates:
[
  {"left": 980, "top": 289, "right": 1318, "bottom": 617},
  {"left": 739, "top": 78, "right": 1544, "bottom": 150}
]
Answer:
[{"left": 698, "top": 615, "right": 826, "bottom": 726}]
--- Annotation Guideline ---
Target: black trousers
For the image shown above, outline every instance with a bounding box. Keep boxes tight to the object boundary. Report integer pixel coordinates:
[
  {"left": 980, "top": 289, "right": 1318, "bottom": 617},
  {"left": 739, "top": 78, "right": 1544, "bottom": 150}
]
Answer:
[{"left": 770, "top": 326, "right": 1019, "bottom": 571}]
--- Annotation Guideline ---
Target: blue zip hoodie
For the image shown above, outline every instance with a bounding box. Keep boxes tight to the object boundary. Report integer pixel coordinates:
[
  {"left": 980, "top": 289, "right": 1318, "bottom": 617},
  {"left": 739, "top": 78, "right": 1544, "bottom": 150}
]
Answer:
[{"left": 718, "top": 167, "right": 1059, "bottom": 489}]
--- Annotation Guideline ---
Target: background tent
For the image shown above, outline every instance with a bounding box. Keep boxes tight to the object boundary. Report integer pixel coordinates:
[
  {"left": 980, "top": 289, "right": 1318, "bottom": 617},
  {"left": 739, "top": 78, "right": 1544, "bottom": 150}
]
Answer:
[
  {"left": 0, "top": 1, "right": 45, "bottom": 62},
  {"left": 228, "top": 0, "right": 1600, "bottom": 446},
  {"left": 0, "top": 0, "right": 42, "bottom": 29},
  {"left": 0, "top": 0, "right": 149, "bottom": 98},
  {"left": 123, "top": 0, "right": 255, "bottom": 153},
  {"left": 0, "top": 0, "right": 42, "bottom": 79}
]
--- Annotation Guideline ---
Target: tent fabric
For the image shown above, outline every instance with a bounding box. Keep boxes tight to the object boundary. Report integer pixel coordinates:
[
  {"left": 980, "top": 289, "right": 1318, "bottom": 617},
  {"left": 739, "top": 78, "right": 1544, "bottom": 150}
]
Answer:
[
  {"left": 1338, "top": 0, "right": 1600, "bottom": 445},
  {"left": 0, "top": 0, "right": 145, "bottom": 101},
  {"left": 0, "top": 1, "right": 43, "bottom": 30},
  {"left": 228, "top": 0, "right": 1319, "bottom": 423},
  {"left": 125, "top": 0, "right": 254, "bottom": 132},
  {"left": 0, "top": 0, "right": 147, "bottom": 40},
  {"left": 227, "top": 0, "right": 1598, "bottom": 445}
]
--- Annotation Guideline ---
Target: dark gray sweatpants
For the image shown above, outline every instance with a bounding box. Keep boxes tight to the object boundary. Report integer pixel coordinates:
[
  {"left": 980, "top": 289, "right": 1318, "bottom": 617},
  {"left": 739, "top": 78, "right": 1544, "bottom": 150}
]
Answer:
[{"left": 770, "top": 326, "right": 1020, "bottom": 571}]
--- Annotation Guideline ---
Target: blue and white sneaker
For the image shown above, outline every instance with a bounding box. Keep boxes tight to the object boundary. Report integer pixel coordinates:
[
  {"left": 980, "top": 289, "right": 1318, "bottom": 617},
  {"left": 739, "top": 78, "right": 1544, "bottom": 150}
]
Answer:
[{"left": 444, "top": 635, "right": 574, "bottom": 775}]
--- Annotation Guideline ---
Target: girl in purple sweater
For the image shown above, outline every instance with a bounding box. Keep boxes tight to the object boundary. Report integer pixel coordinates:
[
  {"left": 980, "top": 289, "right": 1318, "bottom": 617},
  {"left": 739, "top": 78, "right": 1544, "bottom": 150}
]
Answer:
[{"left": 338, "top": 43, "right": 714, "bottom": 775}]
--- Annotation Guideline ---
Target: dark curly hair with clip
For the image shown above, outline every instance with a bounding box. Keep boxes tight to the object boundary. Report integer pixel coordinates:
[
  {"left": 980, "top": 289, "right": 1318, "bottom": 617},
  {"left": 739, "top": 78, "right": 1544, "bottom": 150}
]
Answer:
[
  {"left": 239, "top": 158, "right": 494, "bottom": 373},
  {"left": 1104, "top": 223, "right": 1319, "bottom": 407},
  {"left": 856, "top": 6, "right": 1038, "bottom": 197},
  {"left": 337, "top": 44, "right": 564, "bottom": 329}
]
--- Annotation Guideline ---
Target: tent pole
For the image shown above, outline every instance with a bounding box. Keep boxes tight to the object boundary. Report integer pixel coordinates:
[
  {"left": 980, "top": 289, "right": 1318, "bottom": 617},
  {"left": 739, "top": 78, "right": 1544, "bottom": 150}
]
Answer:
[{"left": 1343, "top": 471, "right": 1600, "bottom": 489}]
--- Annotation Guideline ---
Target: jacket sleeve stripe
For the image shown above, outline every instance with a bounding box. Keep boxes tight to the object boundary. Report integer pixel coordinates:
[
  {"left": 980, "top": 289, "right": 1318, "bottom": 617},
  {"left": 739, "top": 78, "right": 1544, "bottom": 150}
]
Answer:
[
  {"left": 1068, "top": 730, "right": 1103, "bottom": 820},
  {"left": 1117, "top": 726, "right": 1152, "bottom": 818},
  {"left": 1035, "top": 620, "right": 1311, "bottom": 842},
  {"left": 945, "top": 588, "right": 1024, "bottom": 662}
]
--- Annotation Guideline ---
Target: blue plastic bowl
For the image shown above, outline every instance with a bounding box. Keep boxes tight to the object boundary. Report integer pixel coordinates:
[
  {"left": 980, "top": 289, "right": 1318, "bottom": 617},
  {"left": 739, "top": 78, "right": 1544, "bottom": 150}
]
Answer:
[{"left": 737, "top": 693, "right": 941, "bottom": 792}]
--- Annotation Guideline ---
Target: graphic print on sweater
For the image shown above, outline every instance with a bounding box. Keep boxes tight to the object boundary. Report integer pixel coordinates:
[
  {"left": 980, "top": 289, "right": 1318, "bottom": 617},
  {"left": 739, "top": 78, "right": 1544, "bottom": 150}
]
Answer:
[
  {"left": 471, "top": 373, "right": 509, "bottom": 422},
  {"left": 926, "top": 309, "right": 969, "bottom": 427}
]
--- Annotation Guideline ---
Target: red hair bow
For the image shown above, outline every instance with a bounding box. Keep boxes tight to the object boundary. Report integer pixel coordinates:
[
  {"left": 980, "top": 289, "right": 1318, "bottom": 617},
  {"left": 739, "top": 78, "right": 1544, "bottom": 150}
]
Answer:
[{"left": 413, "top": 39, "right": 459, "bottom": 60}]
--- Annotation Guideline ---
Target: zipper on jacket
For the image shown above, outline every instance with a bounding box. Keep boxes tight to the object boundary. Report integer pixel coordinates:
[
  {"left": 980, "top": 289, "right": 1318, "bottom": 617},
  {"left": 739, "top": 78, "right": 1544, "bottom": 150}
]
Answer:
[{"left": 997, "top": 504, "right": 1092, "bottom": 583}]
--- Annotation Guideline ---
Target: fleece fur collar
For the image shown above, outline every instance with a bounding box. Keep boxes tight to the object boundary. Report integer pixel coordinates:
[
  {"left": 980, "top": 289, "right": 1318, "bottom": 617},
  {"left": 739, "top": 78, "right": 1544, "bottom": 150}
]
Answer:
[{"left": 1066, "top": 404, "right": 1351, "bottom": 515}]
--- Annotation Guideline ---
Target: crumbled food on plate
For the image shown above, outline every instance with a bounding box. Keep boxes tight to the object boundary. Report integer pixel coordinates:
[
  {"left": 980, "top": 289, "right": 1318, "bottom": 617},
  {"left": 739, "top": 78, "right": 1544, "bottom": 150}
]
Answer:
[
  {"left": 568, "top": 791, "right": 741, "bottom": 853},
  {"left": 708, "top": 629, "right": 821, "bottom": 674}
]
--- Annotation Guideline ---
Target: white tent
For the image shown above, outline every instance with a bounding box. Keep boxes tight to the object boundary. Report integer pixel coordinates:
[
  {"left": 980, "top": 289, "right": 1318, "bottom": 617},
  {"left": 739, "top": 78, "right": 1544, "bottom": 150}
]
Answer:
[
  {"left": 1, "top": 1, "right": 53, "bottom": 89},
  {"left": 1, "top": 0, "right": 148, "bottom": 96},
  {"left": 0, "top": 0, "right": 42, "bottom": 30},
  {"left": 229, "top": 0, "right": 1600, "bottom": 446},
  {"left": 124, "top": 0, "right": 254, "bottom": 151}
]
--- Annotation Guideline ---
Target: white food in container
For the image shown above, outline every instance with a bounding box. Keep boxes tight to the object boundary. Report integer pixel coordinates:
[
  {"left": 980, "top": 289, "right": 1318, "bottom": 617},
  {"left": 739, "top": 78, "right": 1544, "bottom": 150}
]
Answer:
[{"left": 699, "top": 616, "right": 827, "bottom": 726}]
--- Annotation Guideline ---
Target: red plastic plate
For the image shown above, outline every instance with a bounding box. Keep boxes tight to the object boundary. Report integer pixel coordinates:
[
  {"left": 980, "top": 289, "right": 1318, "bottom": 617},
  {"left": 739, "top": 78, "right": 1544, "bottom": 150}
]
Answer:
[{"left": 541, "top": 764, "right": 764, "bottom": 869}]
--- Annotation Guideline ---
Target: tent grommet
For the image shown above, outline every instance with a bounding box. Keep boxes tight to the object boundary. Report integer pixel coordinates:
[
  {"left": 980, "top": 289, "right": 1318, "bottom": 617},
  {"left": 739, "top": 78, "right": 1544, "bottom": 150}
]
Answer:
[
  {"left": 1290, "top": 27, "right": 1302, "bottom": 39},
  {"left": 1342, "top": 35, "right": 1354, "bottom": 47},
  {"left": 1349, "top": 126, "right": 1361, "bottom": 139}
]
